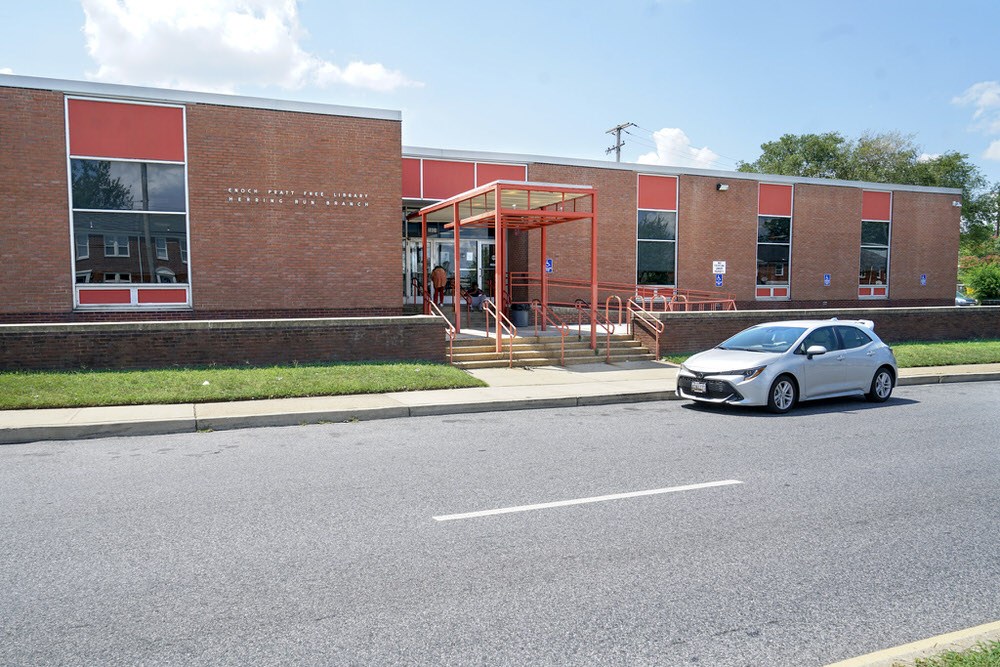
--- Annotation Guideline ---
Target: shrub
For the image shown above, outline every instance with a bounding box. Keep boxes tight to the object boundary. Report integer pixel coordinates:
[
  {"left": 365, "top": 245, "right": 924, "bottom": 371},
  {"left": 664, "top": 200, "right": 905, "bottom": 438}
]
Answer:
[{"left": 966, "top": 262, "right": 1000, "bottom": 299}]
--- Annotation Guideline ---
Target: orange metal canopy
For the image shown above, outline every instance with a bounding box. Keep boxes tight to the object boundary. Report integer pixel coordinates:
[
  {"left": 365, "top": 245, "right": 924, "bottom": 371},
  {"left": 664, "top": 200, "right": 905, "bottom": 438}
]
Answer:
[{"left": 418, "top": 180, "right": 599, "bottom": 351}]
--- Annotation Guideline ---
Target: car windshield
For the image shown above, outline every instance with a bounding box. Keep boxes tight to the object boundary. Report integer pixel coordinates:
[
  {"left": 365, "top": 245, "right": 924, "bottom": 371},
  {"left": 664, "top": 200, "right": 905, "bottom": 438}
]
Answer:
[{"left": 718, "top": 325, "right": 807, "bottom": 353}]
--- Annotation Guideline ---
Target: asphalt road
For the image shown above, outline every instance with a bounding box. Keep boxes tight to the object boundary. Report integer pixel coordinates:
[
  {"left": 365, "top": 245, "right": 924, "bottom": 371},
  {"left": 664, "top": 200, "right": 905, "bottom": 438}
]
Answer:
[{"left": 2, "top": 382, "right": 998, "bottom": 666}]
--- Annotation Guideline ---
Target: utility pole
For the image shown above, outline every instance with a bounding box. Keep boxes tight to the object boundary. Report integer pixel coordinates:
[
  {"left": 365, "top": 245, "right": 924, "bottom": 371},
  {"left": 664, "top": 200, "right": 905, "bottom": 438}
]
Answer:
[{"left": 605, "top": 122, "right": 636, "bottom": 162}]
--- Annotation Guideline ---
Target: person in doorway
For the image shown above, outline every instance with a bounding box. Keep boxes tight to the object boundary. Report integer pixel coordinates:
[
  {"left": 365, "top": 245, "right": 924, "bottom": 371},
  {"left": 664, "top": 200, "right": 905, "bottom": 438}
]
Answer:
[{"left": 430, "top": 265, "right": 448, "bottom": 305}]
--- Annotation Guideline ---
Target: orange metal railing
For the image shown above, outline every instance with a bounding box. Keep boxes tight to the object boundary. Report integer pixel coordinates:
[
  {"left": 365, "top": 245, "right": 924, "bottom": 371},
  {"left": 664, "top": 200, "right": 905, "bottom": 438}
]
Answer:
[
  {"left": 422, "top": 288, "right": 456, "bottom": 362},
  {"left": 605, "top": 295, "right": 623, "bottom": 325},
  {"left": 508, "top": 272, "right": 736, "bottom": 313},
  {"left": 530, "top": 300, "right": 570, "bottom": 366},
  {"left": 573, "top": 300, "right": 613, "bottom": 363},
  {"left": 627, "top": 297, "right": 665, "bottom": 359},
  {"left": 483, "top": 299, "right": 517, "bottom": 368}
]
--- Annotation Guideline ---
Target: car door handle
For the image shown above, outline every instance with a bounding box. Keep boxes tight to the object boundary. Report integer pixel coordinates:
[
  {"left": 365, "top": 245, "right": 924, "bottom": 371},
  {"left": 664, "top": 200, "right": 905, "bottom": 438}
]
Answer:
[
  {"left": 837, "top": 355, "right": 846, "bottom": 361},
  {"left": 866, "top": 351, "right": 876, "bottom": 356}
]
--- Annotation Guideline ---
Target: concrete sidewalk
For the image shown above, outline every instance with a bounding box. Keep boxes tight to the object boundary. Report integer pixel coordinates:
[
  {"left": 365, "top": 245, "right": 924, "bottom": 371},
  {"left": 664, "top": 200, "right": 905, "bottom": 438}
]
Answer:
[{"left": 2, "top": 361, "right": 1000, "bottom": 445}]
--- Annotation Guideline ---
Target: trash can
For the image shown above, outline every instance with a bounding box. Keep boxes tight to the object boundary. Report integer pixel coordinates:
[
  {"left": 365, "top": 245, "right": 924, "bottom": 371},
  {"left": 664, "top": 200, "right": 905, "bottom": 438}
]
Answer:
[{"left": 510, "top": 303, "right": 531, "bottom": 327}]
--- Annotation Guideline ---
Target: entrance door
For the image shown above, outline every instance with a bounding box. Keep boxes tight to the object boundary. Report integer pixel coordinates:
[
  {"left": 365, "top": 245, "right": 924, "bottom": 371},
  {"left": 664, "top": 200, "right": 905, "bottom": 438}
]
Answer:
[
  {"left": 404, "top": 240, "right": 459, "bottom": 303},
  {"left": 478, "top": 241, "right": 496, "bottom": 293}
]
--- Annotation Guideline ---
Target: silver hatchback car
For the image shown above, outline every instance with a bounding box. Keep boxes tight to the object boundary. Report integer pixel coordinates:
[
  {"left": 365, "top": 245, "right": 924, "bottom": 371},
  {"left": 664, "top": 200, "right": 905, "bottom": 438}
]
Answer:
[{"left": 676, "top": 319, "right": 898, "bottom": 413}]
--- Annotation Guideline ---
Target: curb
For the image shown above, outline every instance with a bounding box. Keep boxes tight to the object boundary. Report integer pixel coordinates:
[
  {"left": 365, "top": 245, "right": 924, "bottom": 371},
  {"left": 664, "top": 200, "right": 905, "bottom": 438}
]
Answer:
[
  {"left": 1, "top": 372, "right": 997, "bottom": 445},
  {"left": 0, "top": 390, "right": 681, "bottom": 445},
  {"left": 825, "top": 620, "right": 1000, "bottom": 667}
]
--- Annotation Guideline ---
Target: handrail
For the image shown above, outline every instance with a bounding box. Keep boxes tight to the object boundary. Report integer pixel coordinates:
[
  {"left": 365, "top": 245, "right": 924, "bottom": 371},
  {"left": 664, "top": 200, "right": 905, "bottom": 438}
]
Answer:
[
  {"left": 530, "top": 300, "right": 570, "bottom": 366},
  {"left": 669, "top": 293, "right": 688, "bottom": 312},
  {"left": 423, "top": 288, "right": 456, "bottom": 363},
  {"left": 483, "top": 299, "right": 517, "bottom": 368},
  {"left": 605, "top": 295, "right": 623, "bottom": 325},
  {"left": 507, "top": 271, "right": 737, "bottom": 312},
  {"left": 572, "top": 299, "right": 613, "bottom": 363},
  {"left": 627, "top": 296, "right": 665, "bottom": 359}
]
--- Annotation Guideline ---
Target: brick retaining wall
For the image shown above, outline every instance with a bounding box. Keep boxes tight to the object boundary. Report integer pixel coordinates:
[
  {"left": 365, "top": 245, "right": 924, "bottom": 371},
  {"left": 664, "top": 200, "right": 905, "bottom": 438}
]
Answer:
[
  {"left": 0, "top": 316, "right": 446, "bottom": 371},
  {"left": 656, "top": 306, "right": 1000, "bottom": 354}
]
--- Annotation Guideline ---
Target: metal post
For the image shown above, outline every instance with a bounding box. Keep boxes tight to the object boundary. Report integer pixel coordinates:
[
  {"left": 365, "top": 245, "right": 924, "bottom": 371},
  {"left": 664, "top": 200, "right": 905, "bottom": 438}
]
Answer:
[
  {"left": 590, "top": 193, "right": 598, "bottom": 351},
  {"left": 421, "top": 212, "right": 428, "bottom": 315},
  {"left": 453, "top": 202, "right": 461, "bottom": 333},
  {"left": 540, "top": 225, "right": 548, "bottom": 332}
]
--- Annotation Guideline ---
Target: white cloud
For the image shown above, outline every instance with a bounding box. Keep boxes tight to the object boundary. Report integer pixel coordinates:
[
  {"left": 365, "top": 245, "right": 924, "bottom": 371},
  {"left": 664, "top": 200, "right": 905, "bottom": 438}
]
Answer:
[
  {"left": 0, "top": 67, "right": 13, "bottom": 75},
  {"left": 635, "top": 128, "right": 721, "bottom": 169},
  {"left": 80, "top": 0, "right": 421, "bottom": 94},
  {"left": 917, "top": 152, "right": 940, "bottom": 162},
  {"left": 985, "top": 140, "right": 1000, "bottom": 161}
]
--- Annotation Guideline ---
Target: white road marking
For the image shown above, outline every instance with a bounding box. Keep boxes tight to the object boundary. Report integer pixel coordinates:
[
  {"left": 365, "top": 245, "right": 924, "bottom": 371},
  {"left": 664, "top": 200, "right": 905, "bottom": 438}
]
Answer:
[{"left": 433, "top": 479, "right": 743, "bottom": 522}]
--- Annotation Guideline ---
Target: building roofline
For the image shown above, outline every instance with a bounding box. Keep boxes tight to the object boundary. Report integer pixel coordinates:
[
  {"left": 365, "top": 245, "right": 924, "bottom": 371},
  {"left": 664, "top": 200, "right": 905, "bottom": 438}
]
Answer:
[
  {"left": 403, "top": 145, "right": 964, "bottom": 196},
  {"left": 0, "top": 73, "right": 401, "bottom": 122}
]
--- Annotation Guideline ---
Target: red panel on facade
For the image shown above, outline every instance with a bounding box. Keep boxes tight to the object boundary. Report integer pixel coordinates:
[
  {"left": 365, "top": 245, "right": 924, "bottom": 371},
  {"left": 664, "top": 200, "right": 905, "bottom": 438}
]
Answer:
[
  {"left": 759, "top": 184, "right": 793, "bottom": 216},
  {"left": 773, "top": 287, "right": 788, "bottom": 297},
  {"left": 637, "top": 175, "right": 678, "bottom": 211},
  {"left": 402, "top": 158, "right": 422, "bottom": 198},
  {"left": 476, "top": 163, "right": 527, "bottom": 186},
  {"left": 872, "top": 287, "right": 887, "bottom": 296},
  {"left": 756, "top": 288, "right": 771, "bottom": 297},
  {"left": 859, "top": 287, "right": 873, "bottom": 297},
  {"left": 862, "top": 191, "right": 892, "bottom": 221},
  {"left": 138, "top": 289, "right": 188, "bottom": 304},
  {"left": 68, "top": 99, "right": 185, "bottom": 161},
  {"left": 79, "top": 289, "right": 131, "bottom": 305},
  {"left": 422, "top": 160, "right": 475, "bottom": 200}
]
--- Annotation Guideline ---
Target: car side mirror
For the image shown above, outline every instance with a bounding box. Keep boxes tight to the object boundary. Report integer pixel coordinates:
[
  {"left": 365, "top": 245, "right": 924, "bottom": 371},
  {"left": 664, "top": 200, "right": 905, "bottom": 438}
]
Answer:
[{"left": 806, "top": 345, "right": 827, "bottom": 359}]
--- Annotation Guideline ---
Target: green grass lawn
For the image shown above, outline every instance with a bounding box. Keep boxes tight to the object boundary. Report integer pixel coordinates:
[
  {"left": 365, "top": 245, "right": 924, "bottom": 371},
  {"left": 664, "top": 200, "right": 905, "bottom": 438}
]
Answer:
[
  {"left": 0, "top": 362, "right": 485, "bottom": 410},
  {"left": 903, "top": 640, "right": 1000, "bottom": 667},
  {"left": 664, "top": 339, "right": 1000, "bottom": 368}
]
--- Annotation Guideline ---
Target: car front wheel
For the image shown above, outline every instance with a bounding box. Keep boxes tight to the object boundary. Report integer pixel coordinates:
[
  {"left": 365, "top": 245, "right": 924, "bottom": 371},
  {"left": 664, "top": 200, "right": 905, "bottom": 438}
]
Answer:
[
  {"left": 767, "top": 375, "right": 798, "bottom": 414},
  {"left": 866, "top": 367, "right": 894, "bottom": 403}
]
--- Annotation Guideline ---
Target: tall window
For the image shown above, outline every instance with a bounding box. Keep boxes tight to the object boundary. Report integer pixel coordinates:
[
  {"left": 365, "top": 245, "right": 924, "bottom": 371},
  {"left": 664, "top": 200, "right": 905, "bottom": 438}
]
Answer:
[
  {"left": 859, "top": 191, "right": 891, "bottom": 298},
  {"left": 757, "top": 184, "right": 793, "bottom": 300},
  {"left": 636, "top": 210, "right": 677, "bottom": 286},
  {"left": 71, "top": 159, "right": 188, "bottom": 285}
]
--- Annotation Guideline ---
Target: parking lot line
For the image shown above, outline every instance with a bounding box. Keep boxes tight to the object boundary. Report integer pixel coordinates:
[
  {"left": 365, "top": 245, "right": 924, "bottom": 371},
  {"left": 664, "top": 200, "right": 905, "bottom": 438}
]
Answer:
[{"left": 432, "top": 479, "right": 744, "bottom": 522}]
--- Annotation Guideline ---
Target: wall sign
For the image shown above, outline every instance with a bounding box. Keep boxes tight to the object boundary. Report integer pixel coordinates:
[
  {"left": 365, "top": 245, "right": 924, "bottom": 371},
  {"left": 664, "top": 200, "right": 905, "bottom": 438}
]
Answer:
[
  {"left": 823, "top": 274, "right": 831, "bottom": 287},
  {"left": 224, "top": 187, "right": 370, "bottom": 207},
  {"left": 712, "top": 260, "right": 727, "bottom": 274}
]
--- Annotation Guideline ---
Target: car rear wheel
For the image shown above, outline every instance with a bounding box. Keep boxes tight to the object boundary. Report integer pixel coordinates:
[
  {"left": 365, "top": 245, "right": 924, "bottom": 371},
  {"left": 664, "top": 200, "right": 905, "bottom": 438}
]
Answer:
[
  {"left": 767, "top": 375, "right": 797, "bottom": 414},
  {"left": 866, "top": 367, "right": 894, "bottom": 402}
]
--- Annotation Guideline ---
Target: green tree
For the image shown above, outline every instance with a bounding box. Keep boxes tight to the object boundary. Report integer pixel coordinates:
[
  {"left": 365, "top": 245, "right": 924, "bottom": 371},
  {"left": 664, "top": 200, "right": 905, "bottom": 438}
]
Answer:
[{"left": 71, "top": 161, "right": 135, "bottom": 210}]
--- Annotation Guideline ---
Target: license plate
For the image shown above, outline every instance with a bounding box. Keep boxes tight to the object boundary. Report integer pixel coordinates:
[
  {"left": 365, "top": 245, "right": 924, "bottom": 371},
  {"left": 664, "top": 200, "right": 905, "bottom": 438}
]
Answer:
[{"left": 691, "top": 380, "right": 707, "bottom": 393}]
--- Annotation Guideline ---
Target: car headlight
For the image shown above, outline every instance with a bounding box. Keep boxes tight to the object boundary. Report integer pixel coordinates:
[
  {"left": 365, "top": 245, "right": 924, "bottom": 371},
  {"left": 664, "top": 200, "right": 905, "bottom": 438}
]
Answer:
[{"left": 729, "top": 366, "right": 766, "bottom": 381}]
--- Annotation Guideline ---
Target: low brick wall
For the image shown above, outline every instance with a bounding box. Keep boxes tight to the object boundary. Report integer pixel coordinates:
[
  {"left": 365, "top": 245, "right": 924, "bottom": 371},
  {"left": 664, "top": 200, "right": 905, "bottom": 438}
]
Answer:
[
  {"left": 0, "top": 316, "right": 447, "bottom": 371},
  {"left": 657, "top": 306, "right": 1000, "bottom": 354}
]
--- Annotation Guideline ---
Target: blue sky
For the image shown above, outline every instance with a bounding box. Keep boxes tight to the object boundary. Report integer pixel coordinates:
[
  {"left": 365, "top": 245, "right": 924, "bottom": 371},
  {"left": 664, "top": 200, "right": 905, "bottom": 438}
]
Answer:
[{"left": 3, "top": 0, "right": 999, "bottom": 182}]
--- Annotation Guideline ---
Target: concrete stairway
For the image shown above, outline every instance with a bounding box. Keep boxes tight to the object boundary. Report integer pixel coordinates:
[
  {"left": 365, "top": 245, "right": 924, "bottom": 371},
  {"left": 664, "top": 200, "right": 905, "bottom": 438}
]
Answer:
[{"left": 450, "top": 334, "right": 655, "bottom": 369}]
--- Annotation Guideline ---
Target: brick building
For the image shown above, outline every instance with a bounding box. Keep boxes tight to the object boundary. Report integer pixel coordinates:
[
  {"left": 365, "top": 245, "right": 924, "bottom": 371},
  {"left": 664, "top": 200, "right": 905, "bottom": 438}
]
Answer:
[{"left": 1, "top": 74, "right": 963, "bottom": 328}]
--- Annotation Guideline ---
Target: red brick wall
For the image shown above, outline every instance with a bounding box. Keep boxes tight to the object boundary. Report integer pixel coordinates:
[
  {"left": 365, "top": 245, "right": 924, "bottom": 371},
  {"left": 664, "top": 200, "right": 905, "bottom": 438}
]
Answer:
[
  {"left": 0, "top": 317, "right": 446, "bottom": 371},
  {"left": 0, "top": 87, "right": 72, "bottom": 314},
  {"left": 889, "top": 191, "right": 960, "bottom": 302},
  {"left": 186, "top": 104, "right": 401, "bottom": 313},
  {"left": 678, "top": 175, "right": 757, "bottom": 297},
  {"left": 790, "top": 183, "right": 862, "bottom": 302}
]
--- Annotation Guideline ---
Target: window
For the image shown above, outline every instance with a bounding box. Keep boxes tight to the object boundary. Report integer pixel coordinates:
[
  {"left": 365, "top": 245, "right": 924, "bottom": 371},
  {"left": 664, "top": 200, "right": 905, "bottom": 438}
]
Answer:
[
  {"left": 70, "top": 159, "right": 188, "bottom": 287},
  {"left": 837, "top": 326, "right": 873, "bottom": 349},
  {"left": 75, "top": 234, "right": 90, "bottom": 260},
  {"left": 756, "top": 216, "right": 791, "bottom": 286},
  {"left": 104, "top": 235, "right": 130, "bottom": 257},
  {"left": 636, "top": 210, "right": 677, "bottom": 286},
  {"left": 860, "top": 220, "right": 890, "bottom": 286},
  {"left": 155, "top": 237, "right": 169, "bottom": 260},
  {"left": 75, "top": 270, "right": 92, "bottom": 283},
  {"left": 799, "top": 326, "right": 839, "bottom": 354}
]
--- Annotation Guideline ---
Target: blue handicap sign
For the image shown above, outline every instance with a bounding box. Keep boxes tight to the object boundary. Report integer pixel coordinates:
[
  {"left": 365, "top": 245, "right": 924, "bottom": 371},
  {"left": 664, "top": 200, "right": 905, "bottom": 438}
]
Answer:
[
  {"left": 545, "top": 258, "right": 553, "bottom": 273},
  {"left": 823, "top": 273, "right": 831, "bottom": 286},
  {"left": 920, "top": 273, "right": 927, "bottom": 286},
  {"left": 715, "top": 273, "right": 723, "bottom": 287}
]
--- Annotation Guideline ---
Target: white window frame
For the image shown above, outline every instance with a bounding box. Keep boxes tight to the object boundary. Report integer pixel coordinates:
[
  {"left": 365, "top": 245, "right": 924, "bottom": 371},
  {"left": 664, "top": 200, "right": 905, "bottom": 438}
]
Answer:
[
  {"left": 155, "top": 236, "right": 169, "bottom": 260},
  {"left": 104, "top": 235, "right": 130, "bottom": 257}
]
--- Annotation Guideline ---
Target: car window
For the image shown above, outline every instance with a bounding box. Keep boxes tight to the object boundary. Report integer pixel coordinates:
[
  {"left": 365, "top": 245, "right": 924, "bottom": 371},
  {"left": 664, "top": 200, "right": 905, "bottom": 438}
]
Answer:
[
  {"left": 718, "top": 325, "right": 807, "bottom": 353},
  {"left": 836, "top": 325, "right": 873, "bottom": 349},
  {"left": 799, "top": 326, "right": 839, "bottom": 353}
]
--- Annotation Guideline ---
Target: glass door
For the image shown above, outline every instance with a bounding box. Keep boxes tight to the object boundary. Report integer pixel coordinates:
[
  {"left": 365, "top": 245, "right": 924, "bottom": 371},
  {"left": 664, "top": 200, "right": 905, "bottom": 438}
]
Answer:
[{"left": 478, "top": 241, "right": 496, "bottom": 293}]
